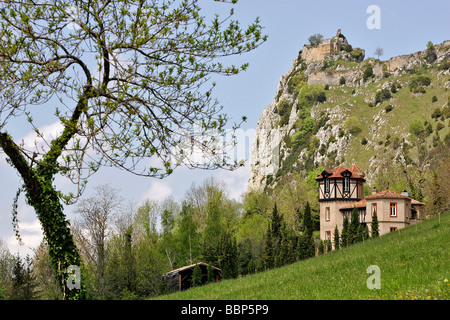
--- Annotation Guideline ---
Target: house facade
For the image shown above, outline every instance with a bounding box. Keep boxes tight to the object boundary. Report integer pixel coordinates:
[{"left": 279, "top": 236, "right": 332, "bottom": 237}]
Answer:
[{"left": 316, "top": 164, "right": 425, "bottom": 246}]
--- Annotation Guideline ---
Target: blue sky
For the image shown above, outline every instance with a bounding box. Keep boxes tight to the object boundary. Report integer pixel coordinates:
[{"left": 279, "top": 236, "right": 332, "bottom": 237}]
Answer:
[{"left": 1, "top": 0, "right": 449, "bottom": 256}]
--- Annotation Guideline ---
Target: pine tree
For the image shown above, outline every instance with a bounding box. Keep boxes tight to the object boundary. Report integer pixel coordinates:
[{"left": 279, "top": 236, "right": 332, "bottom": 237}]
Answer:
[
  {"left": 297, "top": 233, "right": 306, "bottom": 261},
  {"left": 371, "top": 212, "right": 380, "bottom": 237},
  {"left": 303, "top": 201, "right": 313, "bottom": 237},
  {"left": 263, "top": 224, "right": 274, "bottom": 270},
  {"left": 271, "top": 203, "right": 282, "bottom": 242},
  {"left": 219, "top": 231, "right": 238, "bottom": 279},
  {"left": 363, "top": 224, "right": 370, "bottom": 241},
  {"left": 349, "top": 207, "right": 360, "bottom": 244},
  {"left": 341, "top": 216, "right": 349, "bottom": 248},
  {"left": 333, "top": 225, "right": 340, "bottom": 250},
  {"left": 325, "top": 240, "right": 332, "bottom": 253},
  {"left": 356, "top": 223, "right": 364, "bottom": 243},
  {"left": 318, "top": 240, "right": 324, "bottom": 255}
]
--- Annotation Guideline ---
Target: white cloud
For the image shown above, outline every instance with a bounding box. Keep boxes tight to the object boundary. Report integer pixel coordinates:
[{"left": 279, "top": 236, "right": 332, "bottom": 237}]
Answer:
[
  {"left": 141, "top": 180, "right": 173, "bottom": 202},
  {"left": 20, "top": 121, "right": 64, "bottom": 155},
  {"left": 216, "top": 163, "right": 251, "bottom": 200},
  {"left": 6, "top": 219, "right": 43, "bottom": 257}
]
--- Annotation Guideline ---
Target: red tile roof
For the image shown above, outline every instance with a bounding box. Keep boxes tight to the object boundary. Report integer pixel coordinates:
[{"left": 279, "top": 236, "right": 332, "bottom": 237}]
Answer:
[
  {"left": 365, "top": 189, "right": 411, "bottom": 200},
  {"left": 316, "top": 164, "right": 365, "bottom": 180},
  {"left": 339, "top": 199, "right": 367, "bottom": 210},
  {"left": 411, "top": 199, "right": 425, "bottom": 205}
]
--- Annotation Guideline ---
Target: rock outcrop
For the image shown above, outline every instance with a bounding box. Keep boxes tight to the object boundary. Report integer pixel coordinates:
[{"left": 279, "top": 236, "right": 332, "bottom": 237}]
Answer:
[{"left": 247, "top": 30, "right": 450, "bottom": 192}]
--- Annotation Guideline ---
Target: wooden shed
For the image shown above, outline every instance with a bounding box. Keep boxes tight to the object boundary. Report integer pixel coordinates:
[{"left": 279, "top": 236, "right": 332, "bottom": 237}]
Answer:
[{"left": 162, "top": 262, "right": 221, "bottom": 291}]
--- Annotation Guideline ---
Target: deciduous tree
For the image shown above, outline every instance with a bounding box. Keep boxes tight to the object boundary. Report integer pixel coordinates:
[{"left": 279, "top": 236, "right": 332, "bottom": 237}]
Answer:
[{"left": 0, "top": 0, "right": 266, "bottom": 298}]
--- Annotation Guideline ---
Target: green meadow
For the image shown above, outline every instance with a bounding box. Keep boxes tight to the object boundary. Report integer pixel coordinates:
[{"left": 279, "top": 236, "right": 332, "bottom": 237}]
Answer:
[{"left": 156, "top": 212, "right": 449, "bottom": 300}]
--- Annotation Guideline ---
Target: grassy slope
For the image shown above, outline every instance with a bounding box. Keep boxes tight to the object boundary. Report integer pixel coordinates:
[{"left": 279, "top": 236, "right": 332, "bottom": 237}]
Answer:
[
  {"left": 156, "top": 212, "right": 449, "bottom": 300},
  {"left": 315, "top": 63, "right": 450, "bottom": 171}
]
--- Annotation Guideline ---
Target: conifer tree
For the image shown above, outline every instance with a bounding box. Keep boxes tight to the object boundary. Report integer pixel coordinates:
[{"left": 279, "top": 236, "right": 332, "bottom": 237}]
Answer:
[
  {"left": 325, "top": 240, "right": 332, "bottom": 253},
  {"left": 349, "top": 207, "right": 360, "bottom": 244},
  {"left": 303, "top": 202, "right": 313, "bottom": 237},
  {"left": 334, "top": 225, "right": 340, "bottom": 250},
  {"left": 271, "top": 203, "right": 282, "bottom": 242},
  {"left": 318, "top": 240, "right": 324, "bottom": 255},
  {"left": 297, "top": 233, "right": 306, "bottom": 261},
  {"left": 303, "top": 202, "right": 315, "bottom": 258},
  {"left": 357, "top": 223, "right": 364, "bottom": 243},
  {"left": 341, "top": 216, "right": 349, "bottom": 248},
  {"left": 263, "top": 224, "right": 274, "bottom": 270},
  {"left": 371, "top": 212, "right": 380, "bottom": 237},
  {"left": 363, "top": 224, "right": 370, "bottom": 241}
]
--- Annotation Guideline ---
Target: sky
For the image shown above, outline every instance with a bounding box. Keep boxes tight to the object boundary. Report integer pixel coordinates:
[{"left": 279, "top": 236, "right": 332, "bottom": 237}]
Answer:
[{"left": 1, "top": 0, "right": 449, "bottom": 257}]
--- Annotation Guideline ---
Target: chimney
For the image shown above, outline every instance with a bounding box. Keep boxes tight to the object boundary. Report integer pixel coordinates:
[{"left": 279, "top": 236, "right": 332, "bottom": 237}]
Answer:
[
  {"left": 372, "top": 187, "right": 378, "bottom": 195},
  {"left": 401, "top": 190, "right": 411, "bottom": 197}
]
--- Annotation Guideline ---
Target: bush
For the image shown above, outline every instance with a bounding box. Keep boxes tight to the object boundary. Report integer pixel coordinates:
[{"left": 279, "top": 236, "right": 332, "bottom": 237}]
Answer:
[
  {"left": 361, "top": 137, "right": 368, "bottom": 145},
  {"left": 431, "top": 107, "right": 442, "bottom": 119},
  {"left": 287, "top": 73, "right": 307, "bottom": 95},
  {"left": 375, "top": 89, "right": 392, "bottom": 104},
  {"left": 344, "top": 44, "right": 353, "bottom": 53},
  {"left": 385, "top": 104, "right": 393, "bottom": 113},
  {"left": 339, "top": 76, "right": 346, "bottom": 85},
  {"left": 344, "top": 116, "right": 362, "bottom": 135},
  {"left": 363, "top": 65, "right": 374, "bottom": 82},
  {"left": 436, "top": 122, "right": 445, "bottom": 131},
  {"left": 350, "top": 49, "right": 363, "bottom": 61},
  {"left": 409, "top": 75, "right": 431, "bottom": 92}
]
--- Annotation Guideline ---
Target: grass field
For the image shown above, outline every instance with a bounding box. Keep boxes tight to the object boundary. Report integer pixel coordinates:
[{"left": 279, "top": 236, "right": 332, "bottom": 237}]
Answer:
[{"left": 156, "top": 212, "right": 449, "bottom": 300}]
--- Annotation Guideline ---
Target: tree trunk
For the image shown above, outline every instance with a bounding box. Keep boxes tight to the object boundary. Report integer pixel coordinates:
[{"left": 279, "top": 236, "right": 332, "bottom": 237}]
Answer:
[{"left": 0, "top": 131, "right": 85, "bottom": 299}]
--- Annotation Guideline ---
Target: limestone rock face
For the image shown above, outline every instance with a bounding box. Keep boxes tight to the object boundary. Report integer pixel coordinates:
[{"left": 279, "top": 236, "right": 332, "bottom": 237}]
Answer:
[{"left": 247, "top": 31, "right": 450, "bottom": 192}]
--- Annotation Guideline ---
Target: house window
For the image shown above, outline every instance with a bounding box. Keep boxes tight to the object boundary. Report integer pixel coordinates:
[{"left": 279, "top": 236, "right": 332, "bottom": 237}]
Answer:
[
  {"left": 344, "top": 177, "right": 350, "bottom": 192},
  {"left": 325, "top": 178, "right": 330, "bottom": 193},
  {"left": 390, "top": 203, "right": 397, "bottom": 217},
  {"left": 325, "top": 207, "right": 330, "bottom": 221},
  {"left": 371, "top": 203, "right": 377, "bottom": 217},
  {"left": 325, "top": 231, "right": 331, "bottom": 240},
  {"left": 390, "top": 227, "right": 398, "bottom": 232}
]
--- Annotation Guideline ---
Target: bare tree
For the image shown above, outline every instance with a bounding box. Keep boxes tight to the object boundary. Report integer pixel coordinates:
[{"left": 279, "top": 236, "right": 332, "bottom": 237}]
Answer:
[
  {"left": 73, "top": 184, "right": 123, "bottom": 299},
  {"left": 374, "top": 46, "right": 384, "bottom": 59}
]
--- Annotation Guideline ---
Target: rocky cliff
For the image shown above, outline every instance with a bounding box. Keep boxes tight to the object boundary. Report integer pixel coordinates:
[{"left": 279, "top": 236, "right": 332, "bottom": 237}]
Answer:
[{"left": 247, "top": 30, "right": 450, "bottom": 192}]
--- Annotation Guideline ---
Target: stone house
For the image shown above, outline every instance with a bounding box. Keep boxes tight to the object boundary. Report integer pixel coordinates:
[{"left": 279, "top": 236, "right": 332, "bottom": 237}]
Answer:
[{"left": 316, "top": 164, "right": 425, "bottom": 246}]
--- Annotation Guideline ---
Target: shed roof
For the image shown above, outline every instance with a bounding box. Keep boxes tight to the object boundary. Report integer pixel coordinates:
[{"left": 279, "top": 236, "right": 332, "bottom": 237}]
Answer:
[{"left": 163, "top": 262, "right": 221, "bottom": 276}]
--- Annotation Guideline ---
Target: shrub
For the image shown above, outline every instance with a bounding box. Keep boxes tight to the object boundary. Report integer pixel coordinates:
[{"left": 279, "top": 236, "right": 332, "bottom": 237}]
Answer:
[
  {"left": 361, "top": 137, "right": 368, "bottom": 145},
  {"left": 431, "top": 107, "right": 442, "bottom": 119},
  {"left": 409, "top": 75, "right": 431, "bottom": 92},
  {"left": 436, "top": 122, "right": 445, "bottom": 131},
  {"left": 375, "top": 88, "right": 392, "bottom": 104},
  {"left": 344, "top": 116, "right": 362, "bottom": 135},
  {"left": 409, "top": 119, "right": 425, "bottom": 138},
  {"left": 390, "top": 82, "right": 397, "bottom": 94},
  {"left": 385, "top": 104, "right": 393, "bottom": 113},
  {"left": 276, "top": 98, "right": 293, "bottom": 127},
  {"left": 287, "top": 73, "right": 307, "bottom": 95},
  {"left": 344, "top": 44, "right": 353, "bottom": 53},
  {"left": 363, "top": 65, "right": 374, "bottom": 82},
  {"left": 432, "top": 95, "right": 438, "bottom": 103},
  {"left": 350, "top": 49, "right": 363, "bottom": 61},
  {"left": 438, "top": 60, "right": 450, "bottom": 70},
  {"left": 339, "top": 76, "right": 346, "bottom": 85}
]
